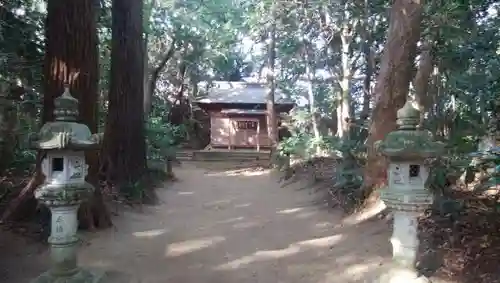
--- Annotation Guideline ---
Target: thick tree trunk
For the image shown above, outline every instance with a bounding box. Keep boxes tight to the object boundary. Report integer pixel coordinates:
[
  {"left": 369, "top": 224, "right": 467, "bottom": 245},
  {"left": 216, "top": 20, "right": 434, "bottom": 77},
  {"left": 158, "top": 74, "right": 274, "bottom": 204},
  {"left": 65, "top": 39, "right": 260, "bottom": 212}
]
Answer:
[
  {"left": 362, "top": 0, "right": 424, "bottom": 206},
  {"left": 102, "top": 0, "right": 147, "bottom": 188}
]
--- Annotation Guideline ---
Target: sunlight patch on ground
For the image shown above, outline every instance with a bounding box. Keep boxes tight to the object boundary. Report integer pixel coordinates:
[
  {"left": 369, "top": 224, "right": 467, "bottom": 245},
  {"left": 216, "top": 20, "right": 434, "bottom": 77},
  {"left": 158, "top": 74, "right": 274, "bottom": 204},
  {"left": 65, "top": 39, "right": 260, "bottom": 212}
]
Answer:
[
  {"left": 344, "top": 261, "right": 382, "bottom": 276},
  {"left": 295, "top": 235, "right": 343, "bottom": 248},
  {"left": 203, "top": 199, "right": 234, "bottom": 210},
  {"left": 277, "top": 207, "right": 305, "bottom": 214},
  {"left": 342, "top": 199, "right": 387, "bottom": 226},
  {"left": 217, "top": 216, "right": 245, "bottom": 224},
  {"left": 177, "top": 191, "right": 195, "bottom": 195},
  {"left": 234, "top": 203, "right": 252, "bottom": 208},
  {"left": 319, "top": 260, "right": 384, "bottom": 283},
  {"left": 216, "top": 216, "right": 245, "bottom": 224},
  {"left": 232, "top": 220, "right": 262, "bottom": 230},
  {"left": 295, "top": 211, "right": 317, "bottom": 219},
  {"left": 165, "top": 236, "right": 226, "bottom": 257},
  {"left": 204, "top": 169, "right": 270, "bottom": 177},
  {"left": 132, "top": 228, "right": 168, "bottom": 238},
  {"left": 314, "top": 222, "right": 333, "bottom": 229},
  {"left": 214, "top": 234, "right": 343, "bottom": 270}
]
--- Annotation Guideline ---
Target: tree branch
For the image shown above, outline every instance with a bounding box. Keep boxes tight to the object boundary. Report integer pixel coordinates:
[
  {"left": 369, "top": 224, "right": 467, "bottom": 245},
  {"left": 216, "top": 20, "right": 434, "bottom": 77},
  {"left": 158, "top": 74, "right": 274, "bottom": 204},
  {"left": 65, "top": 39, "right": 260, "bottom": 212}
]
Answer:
[{"left": 149, "top": 38, "right": 177, "bottom": 87}]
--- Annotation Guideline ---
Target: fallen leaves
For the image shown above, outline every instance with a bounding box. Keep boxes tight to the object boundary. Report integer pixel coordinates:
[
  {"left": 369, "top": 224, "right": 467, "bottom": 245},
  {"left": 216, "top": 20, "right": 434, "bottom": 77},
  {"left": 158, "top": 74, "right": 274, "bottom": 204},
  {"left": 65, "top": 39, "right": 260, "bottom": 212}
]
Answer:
[{"left": 419, "top": 196, "right": 500, "bottom": 283}]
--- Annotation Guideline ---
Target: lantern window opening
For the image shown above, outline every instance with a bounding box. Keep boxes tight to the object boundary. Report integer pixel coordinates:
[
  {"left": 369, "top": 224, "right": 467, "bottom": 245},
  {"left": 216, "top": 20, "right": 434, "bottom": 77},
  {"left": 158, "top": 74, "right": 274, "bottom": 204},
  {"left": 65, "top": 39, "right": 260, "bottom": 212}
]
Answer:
[
  {"left": 409, "top": 164, "right": 420, "bottom": 178},
  {"left": 52, "top": 157, "right": 64, "bottom": 172}
]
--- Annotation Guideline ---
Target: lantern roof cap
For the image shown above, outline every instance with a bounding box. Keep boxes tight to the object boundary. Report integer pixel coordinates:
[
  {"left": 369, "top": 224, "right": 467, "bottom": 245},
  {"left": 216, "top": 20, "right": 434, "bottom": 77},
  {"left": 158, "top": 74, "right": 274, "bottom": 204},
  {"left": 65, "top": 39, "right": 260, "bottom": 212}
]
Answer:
[
  {"left": 375, "top": 98, "right": 445, "bottom": 159},
  {"left": 31, "top": 87, "right": 103, "bottom": 150}
]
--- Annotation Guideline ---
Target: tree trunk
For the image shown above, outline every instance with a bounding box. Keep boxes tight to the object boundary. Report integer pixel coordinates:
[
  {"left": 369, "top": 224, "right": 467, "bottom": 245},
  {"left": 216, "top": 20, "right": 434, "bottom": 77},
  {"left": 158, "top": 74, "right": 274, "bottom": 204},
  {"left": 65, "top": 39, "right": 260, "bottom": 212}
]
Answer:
[
  {"left": 337, "top": 26, "right": 353, "bottom": 139},
  {"left": 494, "top": 83, "right": 500, "bottom": 138},
  {"left": 413, "top": 40, "right": 434, "bottom": 126},
  {"left": 362, "top": 0, "right": 424, "bottom": 206},
  {"left": 0, "top": 89, "right": 18, "bottom": 174},
  {"left": 360, "top": 0, "right": 372, "bottom": 126},
  {"left": 304, "top": 41, "right": 320, "bottom": 145},
  {"left": 42, "top": 0, "right": 111, "bottom": 229},
  {"left": 102, "top": 0, "right": 147, "bottom": 188},
  {"left": 266, "top": 3, "right": 278, "bottom": 151},
  {"left": 301, "top": 3, "right": 320, "bottom": 152},
  {"left": 142, "top": 0, "right": 157, "bottom": 116}
]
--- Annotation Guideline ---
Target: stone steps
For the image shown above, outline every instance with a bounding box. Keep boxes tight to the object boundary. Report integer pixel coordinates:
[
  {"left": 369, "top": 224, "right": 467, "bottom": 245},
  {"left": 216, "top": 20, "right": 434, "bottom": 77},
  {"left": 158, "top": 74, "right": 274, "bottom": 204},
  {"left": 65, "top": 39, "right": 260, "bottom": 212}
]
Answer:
[
  {"left": 176, "top": 149, "right": 270, "bottom": 162},
  {"left": 176, "top": 150, "right": 194, "bottom": 161},
  {"left": 193, "top": 150, "right": 270, "bottom": 161}
]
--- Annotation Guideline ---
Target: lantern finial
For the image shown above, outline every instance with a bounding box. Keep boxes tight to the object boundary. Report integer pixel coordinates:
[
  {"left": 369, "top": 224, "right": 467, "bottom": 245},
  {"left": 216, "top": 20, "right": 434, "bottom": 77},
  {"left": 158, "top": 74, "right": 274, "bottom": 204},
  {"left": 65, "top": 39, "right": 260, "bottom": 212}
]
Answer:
[
  {"left": 54, "top": 86, "right": 79, "bottom": 121},
  {"left": 396, "top": 99, "right": 420, "bottom": 130}
]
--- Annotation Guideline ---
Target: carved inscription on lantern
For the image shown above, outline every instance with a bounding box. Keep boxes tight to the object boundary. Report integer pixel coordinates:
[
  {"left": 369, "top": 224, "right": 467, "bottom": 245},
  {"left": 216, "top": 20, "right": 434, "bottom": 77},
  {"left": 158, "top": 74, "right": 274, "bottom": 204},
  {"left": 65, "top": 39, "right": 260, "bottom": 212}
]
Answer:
[
  {"left": 51, "top": 207, "right": 78, "bottom": 240},
  {"left": 55, "top": 216, "right": 64, "bottom": 234},
  {"left": 68, "top": 156, "right": 83, "bottom": 180},
  {"left": 390, "top": 164, "right": 404, "bottom": 185}
]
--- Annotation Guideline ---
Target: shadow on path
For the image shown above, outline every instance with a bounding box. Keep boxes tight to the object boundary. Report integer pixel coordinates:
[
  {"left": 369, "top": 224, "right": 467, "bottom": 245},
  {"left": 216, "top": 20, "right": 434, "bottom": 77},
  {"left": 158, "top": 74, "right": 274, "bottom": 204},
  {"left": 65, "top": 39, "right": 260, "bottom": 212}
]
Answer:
[{"left": 1, "top": 161, "right": 392, "bottom": 283}]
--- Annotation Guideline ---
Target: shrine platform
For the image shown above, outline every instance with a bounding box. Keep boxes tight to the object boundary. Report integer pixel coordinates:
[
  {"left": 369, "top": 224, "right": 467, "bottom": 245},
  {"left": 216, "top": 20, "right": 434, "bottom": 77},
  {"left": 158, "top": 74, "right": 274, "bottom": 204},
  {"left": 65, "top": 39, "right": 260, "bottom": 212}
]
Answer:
[{"left": 176, "top": 147, "right": 271, "bottom": 162}]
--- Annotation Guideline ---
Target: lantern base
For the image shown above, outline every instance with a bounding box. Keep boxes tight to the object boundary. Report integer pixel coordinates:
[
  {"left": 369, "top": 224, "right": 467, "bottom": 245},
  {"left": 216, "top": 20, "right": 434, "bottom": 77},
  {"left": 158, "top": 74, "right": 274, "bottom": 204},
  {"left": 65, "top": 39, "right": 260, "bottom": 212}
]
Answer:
[
  {"left": 31, "top": 268, "right": 105, "bottom": 283},
  {"left": 376, "top": 264, "right": 429, "bottom": 283}
]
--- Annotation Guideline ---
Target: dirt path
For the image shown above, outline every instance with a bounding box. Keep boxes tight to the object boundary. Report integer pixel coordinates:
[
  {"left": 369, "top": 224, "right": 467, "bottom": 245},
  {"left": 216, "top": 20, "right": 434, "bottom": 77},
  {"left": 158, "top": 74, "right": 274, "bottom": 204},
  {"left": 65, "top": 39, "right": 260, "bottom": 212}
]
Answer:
[{"left": 1, "top": 162, "right": 392, "bottom": 283}]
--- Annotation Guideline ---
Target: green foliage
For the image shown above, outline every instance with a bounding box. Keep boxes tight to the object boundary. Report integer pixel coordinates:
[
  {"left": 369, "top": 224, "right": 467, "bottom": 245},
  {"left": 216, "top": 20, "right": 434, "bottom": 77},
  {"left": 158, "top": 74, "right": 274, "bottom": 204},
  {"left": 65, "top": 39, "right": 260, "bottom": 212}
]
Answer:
[
  {"left": 146, "top": 116, "right": 185, "bottom": 161},
  {"left": 277, "top": 109, "right": 340, "bottom": 159},
  {"left": 467, "top": 147, "right": 500, "bottom": 193},
  {"left": 1, "top": 1, "right": 44, "bottom": 91}
]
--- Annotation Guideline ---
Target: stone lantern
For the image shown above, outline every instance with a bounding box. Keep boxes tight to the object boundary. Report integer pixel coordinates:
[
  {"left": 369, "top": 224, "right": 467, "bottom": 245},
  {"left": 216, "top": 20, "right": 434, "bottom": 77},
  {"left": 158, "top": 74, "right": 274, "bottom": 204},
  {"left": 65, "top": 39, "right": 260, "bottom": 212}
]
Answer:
[
  {"left": 30, "top": 87, "right": 104, "bottom": 283},
  {"left": 375, "top": 99, "right": 444, "bottom": 283}
]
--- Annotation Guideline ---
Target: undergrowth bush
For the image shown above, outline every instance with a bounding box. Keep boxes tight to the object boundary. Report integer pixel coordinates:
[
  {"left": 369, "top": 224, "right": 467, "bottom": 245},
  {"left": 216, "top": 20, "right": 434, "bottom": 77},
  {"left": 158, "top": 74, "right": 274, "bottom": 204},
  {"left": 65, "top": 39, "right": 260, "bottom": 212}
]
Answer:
[{"left": 145, "top": 102, "right": 185, "bottom": 162}]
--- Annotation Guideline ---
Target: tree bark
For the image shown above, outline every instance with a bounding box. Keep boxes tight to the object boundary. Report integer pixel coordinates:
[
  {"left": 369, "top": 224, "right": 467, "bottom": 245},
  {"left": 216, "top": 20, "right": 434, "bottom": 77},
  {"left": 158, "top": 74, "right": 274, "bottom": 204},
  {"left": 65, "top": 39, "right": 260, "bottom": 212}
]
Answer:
[
  {"left": 362, "top": 0, "right": 425, "bottom": 206},
  {"left": 0, "top": 88, "right": 18, "bottom": 174},
  {"left": 338, "top": 25, "right": 353, "bottom": 139},
  {"left": 43, "top": 0, "right": 111, "bottom": 229},
  {"left": 102, "top": 0, "right": 147, "bottom": 188},
  {"left": 301, "top": 3, "right": 320, "bottom": 150},
  {"left": 304, "top": 42, "right": 320, "bottom": 144},
  {"left": 360, "top": 0, "right": 372, "bottom": 122},
  {"left": 413, "top": 40, "right": 435, "bottom": 126},
  {"left": 266, "top": 2, "right": 278, "bottom": 151}
]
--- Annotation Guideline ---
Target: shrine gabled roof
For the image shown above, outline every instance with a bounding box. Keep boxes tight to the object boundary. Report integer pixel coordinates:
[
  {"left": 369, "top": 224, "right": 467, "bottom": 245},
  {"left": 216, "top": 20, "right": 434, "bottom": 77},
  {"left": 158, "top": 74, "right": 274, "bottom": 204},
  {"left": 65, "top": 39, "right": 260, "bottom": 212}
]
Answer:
[
  {"left": 220, "top": 109, "right": 267, "bottom": 115},
  {"left": 196, "top": 81, "right": 294, "bottom": 105}
]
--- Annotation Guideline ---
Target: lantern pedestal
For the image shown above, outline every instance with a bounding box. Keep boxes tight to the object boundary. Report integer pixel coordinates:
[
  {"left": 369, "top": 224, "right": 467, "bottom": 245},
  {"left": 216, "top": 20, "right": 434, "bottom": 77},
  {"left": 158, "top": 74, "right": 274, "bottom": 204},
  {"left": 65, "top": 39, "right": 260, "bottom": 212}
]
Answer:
[
  {"left": 31, "top": 205, "right": 105, "bottom": 283},
  {"left": 32, "top": 187, "right": 105, "bottom": 283},
  {"left": 32, "top": 268, "right": 104, "bottom": 283},
  {"left": 378, "top": 265, "right": 429, "bottom": 283},
  {"left": 48, "top": 205, "right": 80, "bottom": 277},
  {"left": 391, "top": 211, "right": 419, "bottom": 266},
  {"left": 377, "top": 211, "right": 429, "bottom": 283}
]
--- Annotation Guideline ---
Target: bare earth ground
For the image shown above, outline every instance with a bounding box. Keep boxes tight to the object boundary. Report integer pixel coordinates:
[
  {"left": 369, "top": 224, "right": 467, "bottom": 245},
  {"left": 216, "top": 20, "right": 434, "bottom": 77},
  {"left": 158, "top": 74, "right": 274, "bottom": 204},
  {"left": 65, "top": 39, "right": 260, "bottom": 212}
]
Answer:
[{"left": 1, "top": 161, "right": 396, "bottom": 283}]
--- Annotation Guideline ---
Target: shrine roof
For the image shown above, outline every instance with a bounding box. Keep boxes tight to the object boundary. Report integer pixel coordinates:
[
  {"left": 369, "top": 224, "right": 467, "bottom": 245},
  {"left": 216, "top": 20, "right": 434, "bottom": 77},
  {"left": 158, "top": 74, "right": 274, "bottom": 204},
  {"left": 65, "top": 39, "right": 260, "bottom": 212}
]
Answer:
[
  {"left": 220, "top": 109, "right": 267, "bottom": 114},
  {"left": 196, "top": 81, "right": 294, "bottom": 105}
]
